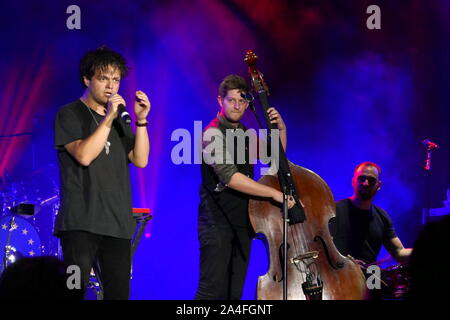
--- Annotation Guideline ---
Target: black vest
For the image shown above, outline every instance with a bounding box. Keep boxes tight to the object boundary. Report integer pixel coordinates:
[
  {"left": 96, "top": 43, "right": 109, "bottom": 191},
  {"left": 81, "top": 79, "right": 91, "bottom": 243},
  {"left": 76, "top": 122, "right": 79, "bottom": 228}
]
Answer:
[{"left": 199, "top": 117, "right": 254, "bottom": 227}]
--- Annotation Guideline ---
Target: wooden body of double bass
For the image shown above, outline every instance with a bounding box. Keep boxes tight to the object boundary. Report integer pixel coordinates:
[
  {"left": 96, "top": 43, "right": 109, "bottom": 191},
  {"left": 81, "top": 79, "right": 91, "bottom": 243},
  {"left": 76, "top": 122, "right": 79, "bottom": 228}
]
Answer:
[{"left": 249, "top": 162, "right": 367, "bottom": 300}]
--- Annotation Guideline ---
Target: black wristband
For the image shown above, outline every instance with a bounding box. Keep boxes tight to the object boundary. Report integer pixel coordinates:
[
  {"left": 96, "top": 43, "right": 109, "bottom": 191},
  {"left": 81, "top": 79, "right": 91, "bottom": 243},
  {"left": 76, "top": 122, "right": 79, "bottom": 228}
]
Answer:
[{"left": 136, "top": 121, "right": 148, "bottom": 127}]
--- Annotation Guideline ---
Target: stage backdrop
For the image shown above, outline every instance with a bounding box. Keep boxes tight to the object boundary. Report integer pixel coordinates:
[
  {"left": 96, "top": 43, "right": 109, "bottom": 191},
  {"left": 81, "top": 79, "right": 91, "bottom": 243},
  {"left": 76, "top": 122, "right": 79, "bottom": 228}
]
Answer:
[{"left": 0, "top": 0, "right": 448, "bottom": 299}]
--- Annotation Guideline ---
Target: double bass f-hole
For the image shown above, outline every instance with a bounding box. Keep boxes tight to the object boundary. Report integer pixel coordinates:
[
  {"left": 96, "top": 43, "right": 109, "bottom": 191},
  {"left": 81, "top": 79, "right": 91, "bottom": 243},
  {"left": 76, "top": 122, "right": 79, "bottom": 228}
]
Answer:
[{"left": 314, "top": 236, "right": 345, "bottom": 270}]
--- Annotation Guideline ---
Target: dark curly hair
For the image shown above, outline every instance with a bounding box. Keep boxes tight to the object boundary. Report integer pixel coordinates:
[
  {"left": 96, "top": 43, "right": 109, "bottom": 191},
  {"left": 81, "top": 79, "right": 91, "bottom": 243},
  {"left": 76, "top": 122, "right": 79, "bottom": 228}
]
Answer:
[
  {"left": 79, "top": 45, "right": 129, "bottom": 88},
  {"left": 218, "top": 74, "right": 250, "bottom": 98}
]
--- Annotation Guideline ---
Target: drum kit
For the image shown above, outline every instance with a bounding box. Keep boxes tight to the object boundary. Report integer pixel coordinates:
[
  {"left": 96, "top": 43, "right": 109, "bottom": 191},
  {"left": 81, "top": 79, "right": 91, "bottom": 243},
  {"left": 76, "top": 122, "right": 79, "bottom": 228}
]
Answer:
[
  {"left": 0, "top": 165, "right": 61, "bottom": 273},
  {"left": 380, "top": 263, "right": 411, "bottom": 299},
  {"left": 362, "top": 255, "right": 411, "bottom": 300},
  {"left": 1, "top": 165, "right": 153, "bottom": 299}
]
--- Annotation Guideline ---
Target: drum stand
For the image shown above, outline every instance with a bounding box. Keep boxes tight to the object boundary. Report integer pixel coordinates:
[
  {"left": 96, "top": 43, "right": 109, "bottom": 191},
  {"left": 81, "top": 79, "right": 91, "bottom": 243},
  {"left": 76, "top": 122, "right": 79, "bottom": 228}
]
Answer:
[
  {"left": 2, "top": 216, "right": 17, "bottom": 273},
  {"left": 1, "top": 203, "right": 35, "bottom": 273}
]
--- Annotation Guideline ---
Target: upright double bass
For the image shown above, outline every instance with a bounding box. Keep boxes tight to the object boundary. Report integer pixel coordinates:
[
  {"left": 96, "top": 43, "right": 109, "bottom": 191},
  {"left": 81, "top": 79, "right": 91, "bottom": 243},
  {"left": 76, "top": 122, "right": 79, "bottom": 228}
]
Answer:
[{"left": 245, "top": 51, "right": 367, "bottom": 300}]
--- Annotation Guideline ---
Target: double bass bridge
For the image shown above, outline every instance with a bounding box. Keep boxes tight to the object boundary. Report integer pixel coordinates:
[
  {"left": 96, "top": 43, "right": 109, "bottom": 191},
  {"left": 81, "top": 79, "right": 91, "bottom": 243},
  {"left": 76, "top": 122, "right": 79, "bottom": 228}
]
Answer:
[{"left": 290, "top": 251, "right": 319, "bottom": 264}]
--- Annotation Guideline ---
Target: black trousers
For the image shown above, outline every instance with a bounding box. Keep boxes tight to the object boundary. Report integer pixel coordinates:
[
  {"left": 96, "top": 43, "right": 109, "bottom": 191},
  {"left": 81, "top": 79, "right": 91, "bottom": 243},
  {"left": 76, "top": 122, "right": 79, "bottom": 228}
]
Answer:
[
  {"left": 60, "top": 231, "right": 132, "bottom": 300},
  {"left": 195, "top": 223, "right": 253, "bottom": 300}
]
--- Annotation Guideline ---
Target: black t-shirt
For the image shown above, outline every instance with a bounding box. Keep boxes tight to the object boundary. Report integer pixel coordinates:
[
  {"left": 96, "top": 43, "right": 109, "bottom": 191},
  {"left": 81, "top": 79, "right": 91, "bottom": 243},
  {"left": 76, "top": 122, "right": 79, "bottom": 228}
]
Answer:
[
  {"left": 54, "top": 99, "right": 136, "bottom": 239},
  {"left": 329, "top": 198, "right": 397, "bottom": 264}
]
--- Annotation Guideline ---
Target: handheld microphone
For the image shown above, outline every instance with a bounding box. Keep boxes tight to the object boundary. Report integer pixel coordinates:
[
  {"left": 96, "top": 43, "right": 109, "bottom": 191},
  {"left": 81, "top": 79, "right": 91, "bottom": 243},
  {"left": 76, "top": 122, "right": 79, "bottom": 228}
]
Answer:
[
  {"left": 240, "top": 92, "right": 255, "bottom": 111},
  {"left": 118, "top": 104, "right": 131, "bottom": 124},
  {"left": 422, "top": 139, "right": 439, "bottom": 150}
]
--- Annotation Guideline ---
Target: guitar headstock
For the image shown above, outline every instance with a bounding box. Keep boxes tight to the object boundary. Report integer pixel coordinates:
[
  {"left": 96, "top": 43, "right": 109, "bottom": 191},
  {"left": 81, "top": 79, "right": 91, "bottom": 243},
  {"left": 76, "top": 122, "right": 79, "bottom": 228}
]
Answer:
[{"left": 244, "top": 50, "right": 269, "bottom": 95}]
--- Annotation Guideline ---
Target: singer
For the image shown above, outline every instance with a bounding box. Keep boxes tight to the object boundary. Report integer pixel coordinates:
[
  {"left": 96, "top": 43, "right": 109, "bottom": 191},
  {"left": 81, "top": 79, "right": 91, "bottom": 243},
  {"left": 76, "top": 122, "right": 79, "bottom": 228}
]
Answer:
[{"left": 53, "top": 46, "right": 150, "bottom": 299}]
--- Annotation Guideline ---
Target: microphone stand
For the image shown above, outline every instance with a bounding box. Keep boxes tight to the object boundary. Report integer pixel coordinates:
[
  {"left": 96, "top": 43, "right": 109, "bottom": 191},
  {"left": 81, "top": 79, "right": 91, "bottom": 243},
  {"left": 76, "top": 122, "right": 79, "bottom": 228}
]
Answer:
[
  {"left": 423, "top": 146, "right": 434, "bottom": 225},
  {"left": 246, "top": 94, "right": 305, "bottom": 300},
  {"left": 282, "top": 186, "right": 290, "bottom": 300}
]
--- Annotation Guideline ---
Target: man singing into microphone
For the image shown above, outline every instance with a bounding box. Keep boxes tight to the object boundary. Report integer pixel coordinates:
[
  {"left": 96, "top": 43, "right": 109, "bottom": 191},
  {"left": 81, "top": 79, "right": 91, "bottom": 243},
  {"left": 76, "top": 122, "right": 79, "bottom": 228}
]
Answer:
[{"left": 54, "top": 46, "right": 150, "bottom": 299}]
